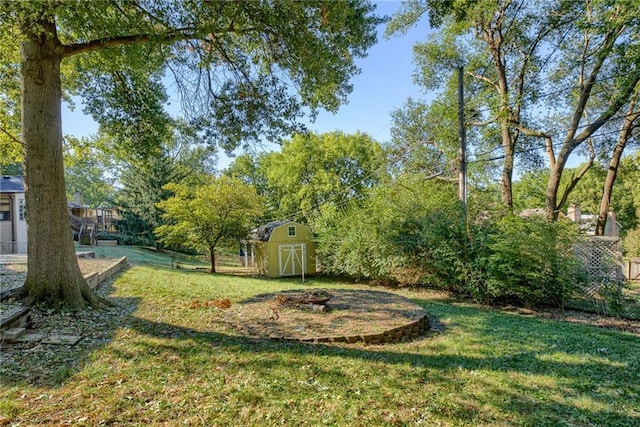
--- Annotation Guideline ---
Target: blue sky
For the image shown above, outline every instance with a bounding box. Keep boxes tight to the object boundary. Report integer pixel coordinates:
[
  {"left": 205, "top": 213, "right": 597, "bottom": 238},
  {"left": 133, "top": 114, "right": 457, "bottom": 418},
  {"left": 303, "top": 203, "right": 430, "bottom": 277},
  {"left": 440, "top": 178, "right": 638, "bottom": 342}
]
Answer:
[
  {"left": 303, "top": 1, "right": 430, "bottom": 142},
  {"left": 61, "top": 1, "right": 430, "bottom": 168}
]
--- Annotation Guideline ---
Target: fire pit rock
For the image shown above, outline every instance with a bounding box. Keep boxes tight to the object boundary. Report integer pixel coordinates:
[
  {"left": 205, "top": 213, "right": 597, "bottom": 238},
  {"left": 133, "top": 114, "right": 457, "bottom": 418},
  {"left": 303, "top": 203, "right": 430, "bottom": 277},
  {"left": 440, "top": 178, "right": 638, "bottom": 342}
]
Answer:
[{"left": 300, "top": 291, "right": 332, "bottom": 305}]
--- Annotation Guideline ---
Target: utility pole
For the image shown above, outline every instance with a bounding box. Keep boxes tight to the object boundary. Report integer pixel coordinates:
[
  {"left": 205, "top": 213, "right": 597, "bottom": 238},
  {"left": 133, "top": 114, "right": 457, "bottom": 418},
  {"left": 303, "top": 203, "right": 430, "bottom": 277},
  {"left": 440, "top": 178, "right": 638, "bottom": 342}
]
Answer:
[
  {"left": 457, "top": 65, "right": 470, "bottom": 290},
  {"left": 457, "top": 66, "right": 467, "bottom": 205}
]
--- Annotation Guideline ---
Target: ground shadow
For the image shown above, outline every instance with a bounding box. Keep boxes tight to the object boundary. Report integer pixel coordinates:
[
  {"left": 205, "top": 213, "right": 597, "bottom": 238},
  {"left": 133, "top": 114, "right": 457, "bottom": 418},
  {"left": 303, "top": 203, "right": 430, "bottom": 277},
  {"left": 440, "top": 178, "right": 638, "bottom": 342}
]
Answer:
[
  {"left": 3, "top": 282, "right": 639, "bottom": 425},
  {"left": 0, "top": 294, "right": 142, "bottom": 389},
  {"left": 115, "top": 312, "right": 640, "bottom": 426}
]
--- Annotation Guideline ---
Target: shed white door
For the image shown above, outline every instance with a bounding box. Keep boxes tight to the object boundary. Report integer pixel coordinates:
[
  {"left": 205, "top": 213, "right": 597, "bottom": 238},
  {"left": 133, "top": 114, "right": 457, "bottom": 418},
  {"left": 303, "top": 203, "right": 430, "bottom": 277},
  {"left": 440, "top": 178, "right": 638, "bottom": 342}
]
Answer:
[{"left": 278, "top": 243, "right": 306, "bottom": 276}]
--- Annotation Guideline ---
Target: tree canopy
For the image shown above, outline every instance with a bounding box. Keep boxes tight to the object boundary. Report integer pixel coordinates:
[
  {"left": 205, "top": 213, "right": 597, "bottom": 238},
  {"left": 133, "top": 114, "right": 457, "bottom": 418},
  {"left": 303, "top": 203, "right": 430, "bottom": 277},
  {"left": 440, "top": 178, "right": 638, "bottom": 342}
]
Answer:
[
  {"left": 226, "top": 131, "right": 387, "bottom": 224},
  {"left": 387, "top": 0, "right": 640, "bottom": 217}
]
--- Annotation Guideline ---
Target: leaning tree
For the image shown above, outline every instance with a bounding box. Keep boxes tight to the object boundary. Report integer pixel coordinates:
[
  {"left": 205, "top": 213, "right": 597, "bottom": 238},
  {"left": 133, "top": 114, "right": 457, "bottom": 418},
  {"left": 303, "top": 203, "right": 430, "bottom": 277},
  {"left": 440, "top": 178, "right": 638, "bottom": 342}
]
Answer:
[{"left": 0, "top": 1, "right": 380, "bottom": 308}]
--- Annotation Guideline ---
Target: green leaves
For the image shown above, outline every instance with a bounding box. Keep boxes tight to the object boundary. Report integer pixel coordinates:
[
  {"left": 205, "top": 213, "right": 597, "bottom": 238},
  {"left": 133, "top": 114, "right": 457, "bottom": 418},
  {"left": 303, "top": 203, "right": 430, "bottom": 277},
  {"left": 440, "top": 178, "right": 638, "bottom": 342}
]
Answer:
[
  {"left": 0, "top": 19, "right": 22, "bottom": 166},
  {"left": 155, "top": 176, "right": 264, "bottom": 268},
  {"left": 485, "top": 215, "right": 585, "bottom": 308}
]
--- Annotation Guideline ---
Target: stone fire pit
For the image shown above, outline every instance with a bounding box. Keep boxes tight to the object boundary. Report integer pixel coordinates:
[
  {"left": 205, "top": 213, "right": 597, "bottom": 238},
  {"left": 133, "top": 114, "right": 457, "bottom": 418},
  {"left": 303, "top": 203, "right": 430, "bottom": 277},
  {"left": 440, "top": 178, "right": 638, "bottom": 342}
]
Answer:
[{"left": 222, "top": 288, "right": 430, "bottom": 344}]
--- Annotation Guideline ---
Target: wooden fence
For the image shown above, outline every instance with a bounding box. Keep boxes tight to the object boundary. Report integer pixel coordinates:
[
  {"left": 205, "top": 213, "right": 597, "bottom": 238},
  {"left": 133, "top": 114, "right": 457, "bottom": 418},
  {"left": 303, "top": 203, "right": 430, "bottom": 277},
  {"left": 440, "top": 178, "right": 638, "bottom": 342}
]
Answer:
[{"left": 624, "top": 257, "right": 640, "bottom": 282}]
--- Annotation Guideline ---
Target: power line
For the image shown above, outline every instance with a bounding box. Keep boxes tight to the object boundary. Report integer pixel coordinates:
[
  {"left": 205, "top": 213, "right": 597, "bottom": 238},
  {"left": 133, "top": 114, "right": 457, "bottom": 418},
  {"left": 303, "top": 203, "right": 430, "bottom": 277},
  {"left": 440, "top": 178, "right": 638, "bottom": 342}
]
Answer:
[
  {"left": 465, "top": 69, "right": 640, "bottom": 118},
  {"left": 470, "top": 120, "right": 639, "bottom": 165},
  {"left": 471, "top": 108, "right": 639, "bottom": 159}
]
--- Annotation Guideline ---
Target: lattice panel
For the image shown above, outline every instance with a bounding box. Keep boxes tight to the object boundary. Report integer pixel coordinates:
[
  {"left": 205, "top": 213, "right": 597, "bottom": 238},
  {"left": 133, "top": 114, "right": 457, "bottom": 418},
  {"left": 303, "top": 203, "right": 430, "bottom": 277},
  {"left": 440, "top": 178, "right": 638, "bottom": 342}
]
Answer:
[{"left": 574, "top": 237, "right": 621, "bottom": 284}]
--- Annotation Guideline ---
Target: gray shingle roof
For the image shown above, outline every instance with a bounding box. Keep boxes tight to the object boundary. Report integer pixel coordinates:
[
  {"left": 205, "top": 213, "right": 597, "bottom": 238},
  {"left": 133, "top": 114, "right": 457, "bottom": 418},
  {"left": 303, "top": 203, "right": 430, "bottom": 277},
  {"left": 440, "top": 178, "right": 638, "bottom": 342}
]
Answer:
[
  {"left": 250, "top": 221, "right": 288, "bottom": 242},
  {"left": 0, "top": 176, "right": 24, "bottom": 193}
]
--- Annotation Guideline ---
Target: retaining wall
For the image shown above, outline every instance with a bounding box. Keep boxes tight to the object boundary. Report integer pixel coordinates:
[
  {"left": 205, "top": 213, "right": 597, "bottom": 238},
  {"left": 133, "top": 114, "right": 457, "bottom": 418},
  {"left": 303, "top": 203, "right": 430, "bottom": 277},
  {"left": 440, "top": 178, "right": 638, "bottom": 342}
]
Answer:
[
  {"left": 278, "top": 312, "right": 430, "bottom": 345},
  {"left": 1, "top": 257, "right": 128, "bottom": 331},
  {"left": 85, "top": 256, "right": 128, "bottom": 289}
]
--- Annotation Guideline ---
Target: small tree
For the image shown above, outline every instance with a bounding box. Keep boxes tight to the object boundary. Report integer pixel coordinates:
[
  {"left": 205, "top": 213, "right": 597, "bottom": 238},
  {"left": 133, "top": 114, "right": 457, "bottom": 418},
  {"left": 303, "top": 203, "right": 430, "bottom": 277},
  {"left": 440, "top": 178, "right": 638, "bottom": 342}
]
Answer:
[{"left": 155, "top": 177, "right": 263, "bottom": 273}]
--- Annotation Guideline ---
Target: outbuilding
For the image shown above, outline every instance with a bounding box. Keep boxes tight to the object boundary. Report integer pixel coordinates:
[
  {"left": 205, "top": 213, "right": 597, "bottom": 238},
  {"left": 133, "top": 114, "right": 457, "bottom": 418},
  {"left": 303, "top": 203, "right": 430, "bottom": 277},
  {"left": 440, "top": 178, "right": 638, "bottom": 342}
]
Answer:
[{"left": 250, "top": 221, "right": 316, "bottom": 278}]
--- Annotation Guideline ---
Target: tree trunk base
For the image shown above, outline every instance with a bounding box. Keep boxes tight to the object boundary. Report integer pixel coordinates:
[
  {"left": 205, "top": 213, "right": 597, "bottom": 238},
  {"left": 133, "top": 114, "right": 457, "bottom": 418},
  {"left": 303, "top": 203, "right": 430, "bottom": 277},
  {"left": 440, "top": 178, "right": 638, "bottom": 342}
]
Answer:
[{"left": 24, "top": 277, "right": 115, "bottom": 310}]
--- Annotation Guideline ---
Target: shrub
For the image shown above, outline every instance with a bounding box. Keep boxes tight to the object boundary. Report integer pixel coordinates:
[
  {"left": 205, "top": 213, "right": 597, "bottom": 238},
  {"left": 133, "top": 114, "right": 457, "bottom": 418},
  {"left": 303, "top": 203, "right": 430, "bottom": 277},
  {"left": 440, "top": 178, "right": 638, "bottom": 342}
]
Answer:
[
  {"left": 623, "top": 226, "right": 640, "bottom": 257},
  {"left": 115, "top": 233, "right": 154, "bottom": 247},
  {"left": 390, "top": 203, "right": 467, "bottom": 290},
  {"left": 484, "top": 215, "right": 587, "bottom": 308},
  {"left": 315, "top": 178, "right": 467, "bottom": 289}
]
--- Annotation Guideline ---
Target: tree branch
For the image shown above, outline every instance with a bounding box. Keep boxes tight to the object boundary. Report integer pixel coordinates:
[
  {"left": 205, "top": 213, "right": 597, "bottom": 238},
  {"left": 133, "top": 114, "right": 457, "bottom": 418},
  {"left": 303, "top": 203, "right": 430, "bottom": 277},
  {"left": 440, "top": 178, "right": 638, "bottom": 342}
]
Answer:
[
  {"left": 0, "top": 125, "right": 23, "bottom": 146},
  {"left": 565, "top": 25, "right": 625, "bottom": 143},
  {"left": 468, "top": 116, "right": 498, "bottom": 127},
  {"left": 556, "top": 140, "right": 595, "bottom": 211},
  {"left": 557, "top": 71, "right": 640, "bottom": 160},
  {"left": 512, "top": 123, "right": 556, "bottom": 166},
  {"left": 62, "top": 29, "right": 189, "bottom": 58},
  {"left": 61, "top": 26, "right": 253, "bottom": 58},
  {"left": 465, "top": 69, "right": 498, "bottom": 90}
]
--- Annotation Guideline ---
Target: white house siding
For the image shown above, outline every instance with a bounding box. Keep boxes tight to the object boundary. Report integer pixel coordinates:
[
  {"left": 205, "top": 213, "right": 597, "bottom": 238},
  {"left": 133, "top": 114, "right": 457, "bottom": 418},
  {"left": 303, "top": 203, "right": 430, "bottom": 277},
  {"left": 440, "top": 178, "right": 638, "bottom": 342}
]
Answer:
[{"left": 0, "top": 177, "right": 27, "bottom": 254}]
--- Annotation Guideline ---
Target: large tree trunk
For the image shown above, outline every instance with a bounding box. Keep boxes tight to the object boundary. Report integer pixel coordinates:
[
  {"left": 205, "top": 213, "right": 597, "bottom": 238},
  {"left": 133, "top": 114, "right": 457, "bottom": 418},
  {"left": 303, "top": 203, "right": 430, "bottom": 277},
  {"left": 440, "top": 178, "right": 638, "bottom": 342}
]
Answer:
[
  {"left": 546, "top": 152, "right": 570, "bottom": 220},
  {"left": 21, "top": 16, "right": 103, "bottom": 309}
]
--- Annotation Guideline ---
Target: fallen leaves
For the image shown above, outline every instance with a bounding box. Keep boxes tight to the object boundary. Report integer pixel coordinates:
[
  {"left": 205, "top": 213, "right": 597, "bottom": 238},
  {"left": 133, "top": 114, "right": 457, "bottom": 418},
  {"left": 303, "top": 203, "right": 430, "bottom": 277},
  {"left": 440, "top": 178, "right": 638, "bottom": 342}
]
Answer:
[{"left": 189, "top": 298, "right": 232, "bottom": 310}]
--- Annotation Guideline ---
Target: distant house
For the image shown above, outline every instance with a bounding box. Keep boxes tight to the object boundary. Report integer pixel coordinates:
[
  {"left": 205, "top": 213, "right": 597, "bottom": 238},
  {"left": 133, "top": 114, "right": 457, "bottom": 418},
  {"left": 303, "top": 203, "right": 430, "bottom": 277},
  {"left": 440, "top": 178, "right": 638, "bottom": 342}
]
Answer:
[
  {"left": 250, "top": 221, "right": 316, "bottom": 278},
  {"left": 520, "top": 205, "right": 622, "bottom": 237},
  {"left": 68, "top": 191, "right": 119, "bottom": 245},
  {"left": 0, "top": 176, "right": 27, "bottom": 254},
  {"left": 566, "top": 205, "right": 621, "bottom": 237}
]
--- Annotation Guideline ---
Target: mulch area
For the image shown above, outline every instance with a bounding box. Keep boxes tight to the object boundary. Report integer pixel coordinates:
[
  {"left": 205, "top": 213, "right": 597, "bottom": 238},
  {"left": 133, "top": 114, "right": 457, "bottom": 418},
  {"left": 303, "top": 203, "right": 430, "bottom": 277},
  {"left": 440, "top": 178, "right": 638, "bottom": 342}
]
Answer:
[
  {"left": 221, "top": 288, "right": 427, "bottom": 340},
  {"left": 0, "top": 258, "right": 118, "bottom": 293}
]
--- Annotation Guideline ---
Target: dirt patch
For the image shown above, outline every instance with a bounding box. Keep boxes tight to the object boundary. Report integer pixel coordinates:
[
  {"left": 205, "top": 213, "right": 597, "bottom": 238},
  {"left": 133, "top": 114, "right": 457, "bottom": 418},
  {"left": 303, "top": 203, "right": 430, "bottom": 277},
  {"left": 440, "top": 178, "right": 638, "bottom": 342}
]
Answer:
[
  {"left": 536, "top": 308, "right": 640, "bottom": 335},
  {"left": 222, "top": 288, "right": 427, "bottom": 341}
]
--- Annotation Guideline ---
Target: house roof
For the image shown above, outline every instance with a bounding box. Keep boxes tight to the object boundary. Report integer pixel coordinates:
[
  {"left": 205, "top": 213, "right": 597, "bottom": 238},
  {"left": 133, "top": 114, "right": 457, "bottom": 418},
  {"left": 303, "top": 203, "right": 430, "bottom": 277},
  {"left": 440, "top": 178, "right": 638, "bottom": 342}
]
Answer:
[{"left": 0, "top": 176, "right": 24, "bottom": 193}]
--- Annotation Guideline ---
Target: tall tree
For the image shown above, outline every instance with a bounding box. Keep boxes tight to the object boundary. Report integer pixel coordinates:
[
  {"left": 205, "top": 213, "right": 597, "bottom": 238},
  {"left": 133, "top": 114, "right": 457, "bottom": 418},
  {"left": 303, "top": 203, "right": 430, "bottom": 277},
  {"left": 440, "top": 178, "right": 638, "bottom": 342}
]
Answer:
[
  {"left": 388, "top": 98, "right": 455, "bottom": 179},
  {"left": 264, "top": 131, "right": 386, "bottom": 223},
  {"left": 0, "top": 1, "right": 380, "bottom": 308},
  {"left": 224, "top": 153, "right": 273, "bottom": 219},
  {"left": 155, "top": 177, "right": 264, "bottom": 273},
  {"left": 64, "top": 136, "right": 115, "bottom": 207},
  {"left": 115, "top": 118, "right": 218, "bottom": 247},
  {"left": 388, "top": 96, "right": 497, "bottom": 189},
  {"left": 388, "top": 0, "right": 557, "bottom": 208},
  {"left": 595, "top": 88, "right": 639, "bottom": 235},
  {"left": 387, "top": 0, "right": 640, "bottom": 217},
  {"left": 544, "top": 0, "right": 640, "bottom": 219}
]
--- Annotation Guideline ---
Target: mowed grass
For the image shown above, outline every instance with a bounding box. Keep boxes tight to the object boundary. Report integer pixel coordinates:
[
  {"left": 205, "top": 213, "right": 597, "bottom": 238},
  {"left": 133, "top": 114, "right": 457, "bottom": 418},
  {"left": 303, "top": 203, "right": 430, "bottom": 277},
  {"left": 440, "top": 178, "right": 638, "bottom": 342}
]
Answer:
[
  {"left": 77, "top": 243, "right": 211, "bottom": 269},
  {"left": 2, "top": 256, "right": 640, "bottom": 425}
]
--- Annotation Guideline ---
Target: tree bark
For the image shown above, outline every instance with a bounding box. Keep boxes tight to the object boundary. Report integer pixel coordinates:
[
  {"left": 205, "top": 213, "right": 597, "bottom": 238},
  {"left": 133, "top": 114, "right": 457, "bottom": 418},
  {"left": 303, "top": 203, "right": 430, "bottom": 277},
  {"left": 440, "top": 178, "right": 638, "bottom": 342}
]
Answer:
[
  {"left": 20, "top": 16, "right": 103, "bottom": 308},
  {"left": 595, "top": 97, "right": 639, "bottom": 235},
  {"left": 546, "top": 145, "right": 594, "bottom": 220},
  {"left": 209, "top": 246, "right": 216, "bottom": 273},
  {"left": 500, "top": 134, "right": 514, "bottom": 208}
]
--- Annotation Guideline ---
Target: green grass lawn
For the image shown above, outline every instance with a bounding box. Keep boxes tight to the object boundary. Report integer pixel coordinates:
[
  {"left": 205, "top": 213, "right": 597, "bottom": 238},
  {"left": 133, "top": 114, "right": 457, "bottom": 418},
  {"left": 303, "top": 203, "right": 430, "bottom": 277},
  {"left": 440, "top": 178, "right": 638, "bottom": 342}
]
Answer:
[
  {"left": 2, "top": 249, "right": 639, "bottom": 425},
  {"left": 76, "top": 243, "right": 211, "bottom": 270}
]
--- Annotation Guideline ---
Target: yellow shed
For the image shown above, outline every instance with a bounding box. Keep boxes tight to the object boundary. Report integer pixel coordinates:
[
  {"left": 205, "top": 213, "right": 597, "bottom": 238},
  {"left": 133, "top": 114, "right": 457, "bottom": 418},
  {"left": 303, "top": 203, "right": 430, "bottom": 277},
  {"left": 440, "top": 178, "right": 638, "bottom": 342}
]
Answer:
[{"left": 251, "top": 221, "right": 316, "bottom": 278}]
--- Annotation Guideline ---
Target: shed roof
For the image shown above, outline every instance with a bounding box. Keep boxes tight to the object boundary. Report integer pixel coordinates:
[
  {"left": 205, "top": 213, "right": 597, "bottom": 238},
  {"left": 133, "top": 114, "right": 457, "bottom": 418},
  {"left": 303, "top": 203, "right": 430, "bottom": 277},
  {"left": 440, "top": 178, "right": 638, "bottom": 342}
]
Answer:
[
  {"left": 0, "top": 176, "right": 24, "bottom": 193},
  {"left": 250, "top": 221, "right": 288, "bottom": 242}
]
